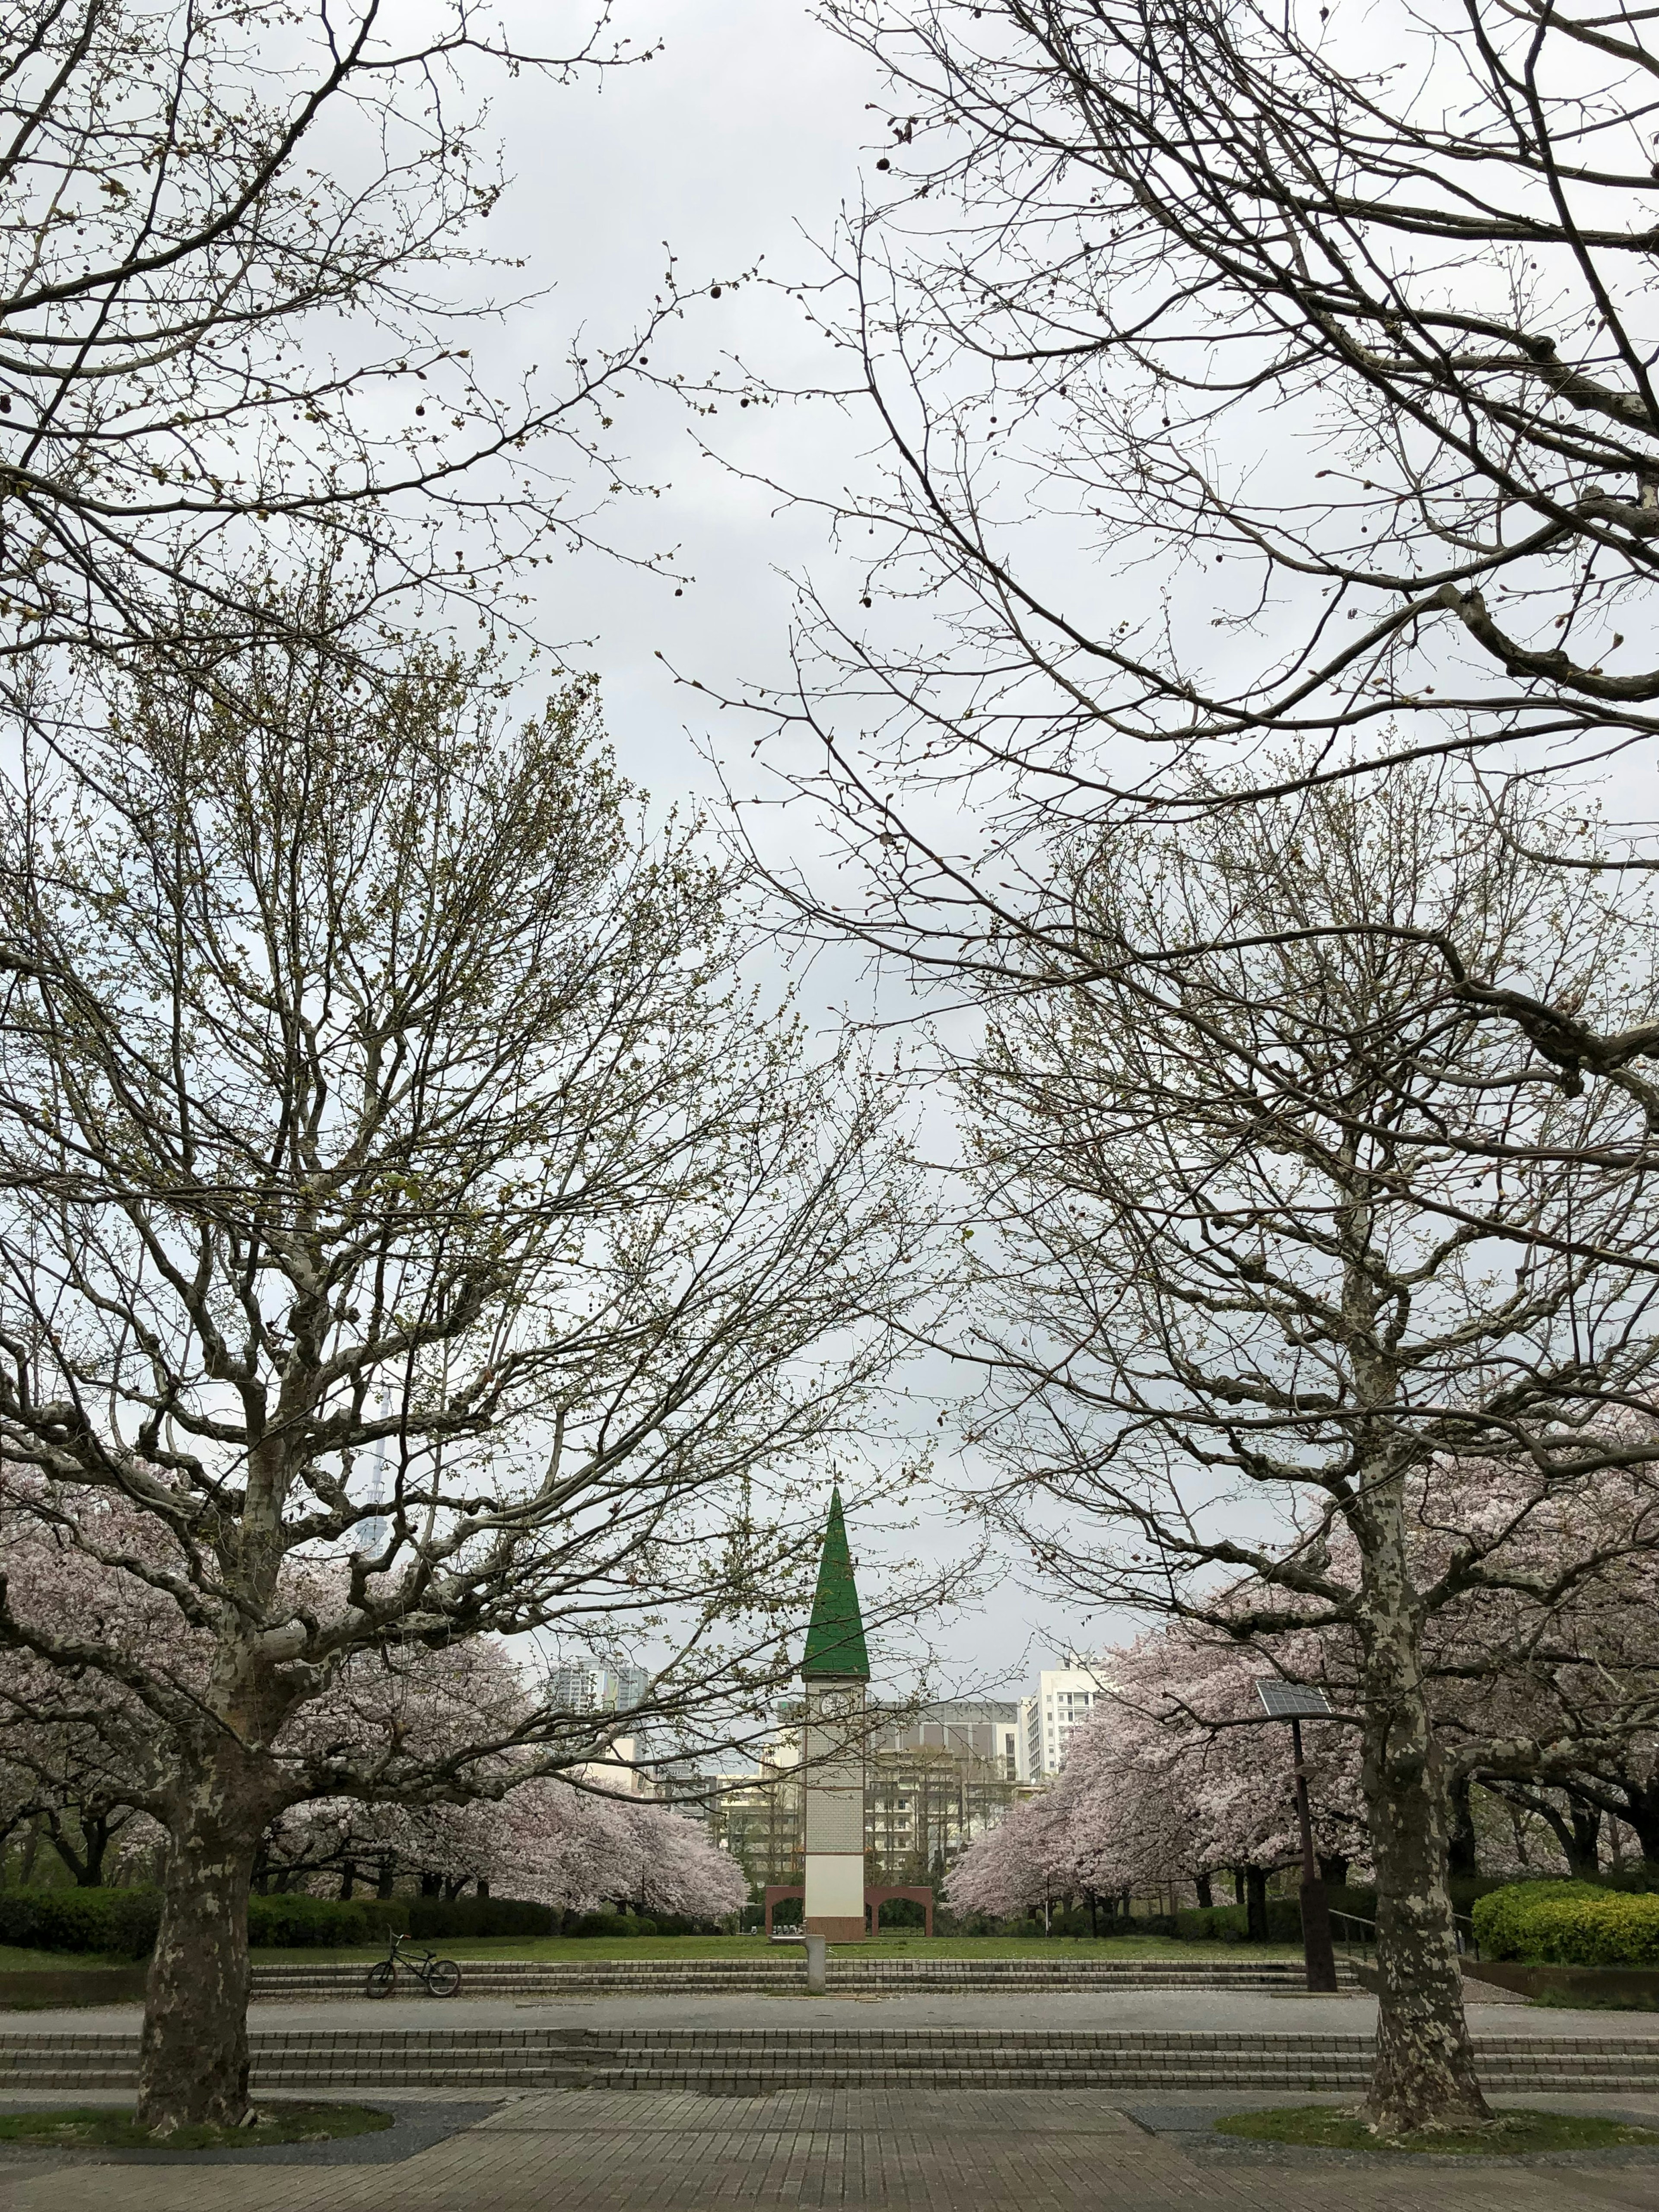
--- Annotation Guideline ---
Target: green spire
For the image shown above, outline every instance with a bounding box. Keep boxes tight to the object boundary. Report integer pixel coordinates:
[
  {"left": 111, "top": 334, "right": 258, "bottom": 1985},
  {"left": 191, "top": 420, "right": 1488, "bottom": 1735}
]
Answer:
[{"left": 801, "top": 1486, "right": 870, "bottom": 1680}]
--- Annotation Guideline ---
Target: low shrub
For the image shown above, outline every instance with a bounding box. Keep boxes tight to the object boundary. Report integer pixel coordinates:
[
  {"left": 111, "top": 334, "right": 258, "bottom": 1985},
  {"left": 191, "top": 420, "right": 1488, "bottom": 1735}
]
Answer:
[
  {"left": 0, "top": 1888, "right": 161, "bottom": 1959},
  {"left": 248, "top": 1894, "right": 406, "bottom": 1948},
  {"left": 1595, "top": 1864, "right": 1659, "bottom": 1896},
  {"left": 1264, "top": 1897, "right": 1303, "bottom": 1943},
  {"left": 566, "top": 1910, "right": 639, "bottom": 1938},
  {"left": 1473, "top": 1880, "right": 1586, "bottom": 1960},
  {"left": 1175, "top": 1905, "right": 1246, "bottom": 1942},
  {"left": 1473, "top": 1880, "right": 1659, "bottom": 1966}
]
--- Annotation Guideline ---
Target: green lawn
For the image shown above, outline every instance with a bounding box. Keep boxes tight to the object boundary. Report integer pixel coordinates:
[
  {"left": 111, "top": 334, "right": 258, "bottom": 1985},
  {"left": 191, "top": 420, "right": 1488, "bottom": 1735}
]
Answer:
[
  {"left": 0, "top": 1944, "right": 141, "bottom": 1972},
  {"left": 248, "top": 1933, "right": 1308, "bottom": 1964},
  {"left": 1, "top": 1932, "right": 1311, "bottom": 1976},
  {"left": 0, "top": 2104, "right": 391, "bottom": 2152},
  {"left": 1215, "top": 2107, "right": 1659, "bottom": 2155},
  {"left": 1531, "top": 1983, "right": 1659, "bottom": 2012}
]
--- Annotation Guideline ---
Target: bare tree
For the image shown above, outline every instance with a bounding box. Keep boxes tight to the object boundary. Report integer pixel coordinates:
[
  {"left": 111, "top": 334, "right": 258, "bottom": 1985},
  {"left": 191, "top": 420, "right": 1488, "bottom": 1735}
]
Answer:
[
  {"left": 0, "top": 609, "right": 931, "bottom": 2131},
  {"left": 728, "top": 0, "right": 1659, "bottom": 1088},
  {"left": 0, "top": 0, "right": 682, "bottom": 662},
  {"left": 954, "top": 764, "right": 1659, "bottom": 2132}
]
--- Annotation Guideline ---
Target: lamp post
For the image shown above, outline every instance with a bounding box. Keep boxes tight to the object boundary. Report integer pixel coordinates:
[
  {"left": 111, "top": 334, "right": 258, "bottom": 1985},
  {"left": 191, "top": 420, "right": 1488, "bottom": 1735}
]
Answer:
[{"left": 1254, "top": 1680, "right": 1339, "bottom": 1993}]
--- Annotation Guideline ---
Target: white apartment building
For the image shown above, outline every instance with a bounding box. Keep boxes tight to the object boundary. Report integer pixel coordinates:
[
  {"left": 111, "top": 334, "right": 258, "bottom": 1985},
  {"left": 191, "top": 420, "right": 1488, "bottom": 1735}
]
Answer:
[{"left": 1017, "top": 1661, "right": 1107, "bottom": 1780}]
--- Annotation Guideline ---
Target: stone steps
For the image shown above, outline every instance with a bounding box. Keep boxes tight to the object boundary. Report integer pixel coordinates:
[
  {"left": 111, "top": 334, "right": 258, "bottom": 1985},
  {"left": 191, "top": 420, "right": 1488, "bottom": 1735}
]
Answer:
[
  {"left": 5, "top": 2026, "right": 1657, "bottom": 2095},
  {"left": 248, "top": 1957, "right": 1354, "bottom": 1999}
]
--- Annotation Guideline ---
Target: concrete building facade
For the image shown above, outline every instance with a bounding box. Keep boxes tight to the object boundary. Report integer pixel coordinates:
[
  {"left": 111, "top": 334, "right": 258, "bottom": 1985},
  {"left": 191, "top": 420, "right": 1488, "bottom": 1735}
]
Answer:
[
  {"left": 1018, "top": 1663, "right": 1106, "bottom": 1780},
  {"left": 866, "top": 1701, "right": 1023, "bottom": 1881}
]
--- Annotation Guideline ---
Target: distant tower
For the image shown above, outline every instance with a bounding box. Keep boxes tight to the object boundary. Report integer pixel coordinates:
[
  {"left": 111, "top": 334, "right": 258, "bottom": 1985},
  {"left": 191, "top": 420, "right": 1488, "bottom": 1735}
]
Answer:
[{"left": 800, "top": 1487, "right": 871, "bottom": 1942}]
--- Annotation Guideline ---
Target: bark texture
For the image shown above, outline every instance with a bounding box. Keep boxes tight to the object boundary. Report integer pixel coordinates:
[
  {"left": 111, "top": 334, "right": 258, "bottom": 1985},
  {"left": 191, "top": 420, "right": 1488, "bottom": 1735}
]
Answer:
[
  {"left": 136, "top": 1807, "right": 262, "bottom": 2130},
  {"left": 1360, "top": 1557, "right": 1488, "bottom": 2134},
  {"left": 1445, "top": 1778, "right": 1479, "bottom": 1881},
  {"left": 1244, "top": 1865, "right": 1268, "bottom": 1943}
]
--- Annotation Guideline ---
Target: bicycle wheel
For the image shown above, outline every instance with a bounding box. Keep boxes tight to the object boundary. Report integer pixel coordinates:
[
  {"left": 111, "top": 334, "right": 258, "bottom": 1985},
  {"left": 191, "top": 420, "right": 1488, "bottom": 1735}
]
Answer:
[
  {"left": 364, "top": 1961, "right": 397, "bottom": 2000},
  {"left": 426, "top": 1958, "right": 462, "bottom": 1999}
]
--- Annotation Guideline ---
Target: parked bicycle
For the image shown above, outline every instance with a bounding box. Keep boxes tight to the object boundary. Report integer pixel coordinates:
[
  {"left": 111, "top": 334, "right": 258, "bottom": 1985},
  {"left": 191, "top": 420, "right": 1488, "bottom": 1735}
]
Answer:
[{"left": 364, "top": 1930, "right": 462, "bottom": 1999}]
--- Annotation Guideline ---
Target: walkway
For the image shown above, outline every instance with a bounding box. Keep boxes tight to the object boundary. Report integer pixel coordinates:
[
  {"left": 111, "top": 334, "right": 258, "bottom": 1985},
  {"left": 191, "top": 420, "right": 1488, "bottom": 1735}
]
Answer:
[
  {"left": 0, "top": 2086, "right": 1657, "bottom": 2211},
  {"left": 3, "top": 1987, "right": 1636, "bottom": 2036}
]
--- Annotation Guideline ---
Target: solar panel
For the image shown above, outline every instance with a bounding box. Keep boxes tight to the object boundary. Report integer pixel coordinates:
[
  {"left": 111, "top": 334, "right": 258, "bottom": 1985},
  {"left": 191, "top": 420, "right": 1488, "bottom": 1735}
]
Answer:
[{"left": 1255, "top": 1679, "right": 1333, "bottom": 1719}]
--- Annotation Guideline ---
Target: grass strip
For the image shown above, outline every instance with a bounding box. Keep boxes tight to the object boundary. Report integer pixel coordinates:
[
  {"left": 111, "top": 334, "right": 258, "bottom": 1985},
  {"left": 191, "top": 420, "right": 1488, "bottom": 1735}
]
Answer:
[
  {"left": 0, "top": 2102, "right": 393, "bottom": 2152},
  {"left": 1215, "top": 2106, "right": 1659, "bottom": 2155},
  {"left": 245, "top": 1933, "right": 1307, "bottom": 1964},
  {"left": 1530, "top": 1985, "right": 1659, "bottom": 2011}
]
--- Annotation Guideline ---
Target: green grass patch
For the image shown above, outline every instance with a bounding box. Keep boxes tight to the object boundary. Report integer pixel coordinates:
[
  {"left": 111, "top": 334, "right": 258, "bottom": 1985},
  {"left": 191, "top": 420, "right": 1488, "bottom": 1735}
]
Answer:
[
  {"left": 1215, "top": 2107, "right": 1659, "bottom": 2155},
  {"left": 0, "top": 2102, "right": 391, "bottom": 2152},
  {"left": 248, "top": 1932, "right": 1307, "bottom": 1965},
  {"left": 0, "top": 1944, "right": 139, "bottom": 1973},
  {"left": 1530, "top": 1984, "right": 1659, "bottom": 2012}
]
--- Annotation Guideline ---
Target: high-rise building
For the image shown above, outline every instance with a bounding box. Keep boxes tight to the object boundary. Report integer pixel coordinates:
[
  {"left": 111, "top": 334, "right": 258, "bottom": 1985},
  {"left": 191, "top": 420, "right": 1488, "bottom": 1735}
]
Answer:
[
  {"left": 865, "top": 1700, "right": 1023, "bottom": 1880},
  {"left": 1018, "top": 1660, "right": 1107, "bottom": 1780},
  {"left": 549, "top": 1658, "right": 652, "bottom": 1716},
  {"left": 700, "top": 1728, "right": 804, "bottom": 1884},
  {"left": 607, "top": 1663, "right": 650, "bottom": 1710},
  {"left": 699, "top": 1698, "right": 1027, "bottom": 1889},
  {"left": 550, "top": 1659, "right": 601, "bottom": 1713}
]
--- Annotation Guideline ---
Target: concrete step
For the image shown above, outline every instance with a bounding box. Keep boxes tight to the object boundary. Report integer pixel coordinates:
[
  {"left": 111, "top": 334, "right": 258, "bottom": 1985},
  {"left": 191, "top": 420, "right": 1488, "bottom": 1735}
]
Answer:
[
  {"left": 248, "top": 1958, "right": 1355, "bottom": 2000},
  {"left": 9, "top": 2063, "right": 1658, "bottom": 2093},
  {"left": 7, "top": 2025, "right": 1657, "bottom": 2098}
]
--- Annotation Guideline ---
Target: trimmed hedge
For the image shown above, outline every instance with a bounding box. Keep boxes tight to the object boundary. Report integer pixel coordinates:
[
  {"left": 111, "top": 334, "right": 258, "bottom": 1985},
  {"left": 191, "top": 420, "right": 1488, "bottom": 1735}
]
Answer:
[
  {"left": 402, "top": 1900, "right": 722, "bottom": 1939},
  {"left": 1473, "top": 1880, "right": 1659, "bottom": 1967},
  {"left": 564, "top": 1910, "right": 653, "bottom": 1939},
  {"left": 1176, "top": 1905, "right": 1246, "bottom": 1942},
  {"left": 0, "top": 1888, "right": 408, "bottom": 1957},
  {"left": 248, "top": 1894, "right": 406, "bottom": 1948},
  {"left": 407, "top": 1896, "right": 558, "bottom": 1941},
  {"left": 0, "top": 1888, "right": 162, "bottom": 1959}
]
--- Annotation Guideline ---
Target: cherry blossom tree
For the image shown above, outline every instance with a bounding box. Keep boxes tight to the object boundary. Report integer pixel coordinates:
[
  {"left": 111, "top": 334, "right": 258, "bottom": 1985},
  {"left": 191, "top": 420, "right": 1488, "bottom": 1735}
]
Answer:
[
  {"left": 944, "top": 1785, "right": 1070, "bottom": 1920},
  {"left": 260, "top": 1638, "right": 748, "bottom": 1920},
  {"left": 1415, "top": 1460, "right": 1659, "bottom": 1870},
  {"left": 949, "top": 1623, "right": 1366, "bottom": 1925}
]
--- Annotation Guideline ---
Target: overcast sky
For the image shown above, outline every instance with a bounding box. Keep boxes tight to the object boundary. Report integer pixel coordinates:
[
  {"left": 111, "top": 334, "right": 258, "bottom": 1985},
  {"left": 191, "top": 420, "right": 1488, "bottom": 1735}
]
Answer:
[{"left": 449, "top": 3, "right": 1110, "bottom": 1696}]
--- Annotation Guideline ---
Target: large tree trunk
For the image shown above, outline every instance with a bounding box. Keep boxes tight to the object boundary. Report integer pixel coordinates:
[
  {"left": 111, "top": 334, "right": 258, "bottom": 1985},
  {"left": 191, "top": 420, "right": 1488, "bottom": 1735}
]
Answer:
[
  {"left": 1194, "top": 1870, "right": 1214, "bottom": 1908},
  {"left": 136, "top": 1808, "right": 262, "bottom": 2132},
  {"left": 1244, "top": 1864, "right": 1268, "bottom": 1942},
  {"left": 1617, "top": 1780, "right": 1659, "bottom": 1866},
  {"left": 45, "top": 1808, "right": 116, "bottom": 1886},
  {"left": 1360, "top": 1593, "right": 1488, "bottom": 2135},
  {"left": 1445, "top": 1776, "right": 1478, "bottom": 1881},
  {"left": 1568, "top": 1805, "right": 1602, "bottom": 1880}
]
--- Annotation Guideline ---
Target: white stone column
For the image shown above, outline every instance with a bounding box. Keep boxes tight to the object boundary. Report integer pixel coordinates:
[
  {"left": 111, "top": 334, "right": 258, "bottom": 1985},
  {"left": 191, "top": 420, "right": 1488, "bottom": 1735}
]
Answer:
[{"left": 801, "top": 1676, "right": 867, "bottom": 1941}]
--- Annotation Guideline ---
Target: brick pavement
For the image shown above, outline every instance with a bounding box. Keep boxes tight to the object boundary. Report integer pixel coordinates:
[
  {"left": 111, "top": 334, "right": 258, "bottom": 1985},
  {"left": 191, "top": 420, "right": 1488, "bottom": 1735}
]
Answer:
[{"left": 0, "top": 2086, "right": 1657, "bottom": 2212}]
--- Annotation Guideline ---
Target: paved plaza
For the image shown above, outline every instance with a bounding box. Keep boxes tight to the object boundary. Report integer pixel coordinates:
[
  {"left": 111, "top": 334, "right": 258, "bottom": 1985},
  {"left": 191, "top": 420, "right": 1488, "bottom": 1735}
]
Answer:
[
  {"left": 0, "top": 2084, "right": 1657, "bottom": 2212},
  {"left": 1, "top": 1991, "right": 1657, "bottom": 2209},
  {"left": 0, "top": 1984, "right": 1623, "bottom": 2037}
]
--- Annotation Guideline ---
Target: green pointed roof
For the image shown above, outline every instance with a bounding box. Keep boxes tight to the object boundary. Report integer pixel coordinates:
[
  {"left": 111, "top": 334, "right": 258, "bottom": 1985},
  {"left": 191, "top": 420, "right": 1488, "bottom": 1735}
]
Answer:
[{"left": 801, "top": 1487, "right": 870, "bottom": 1680}]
